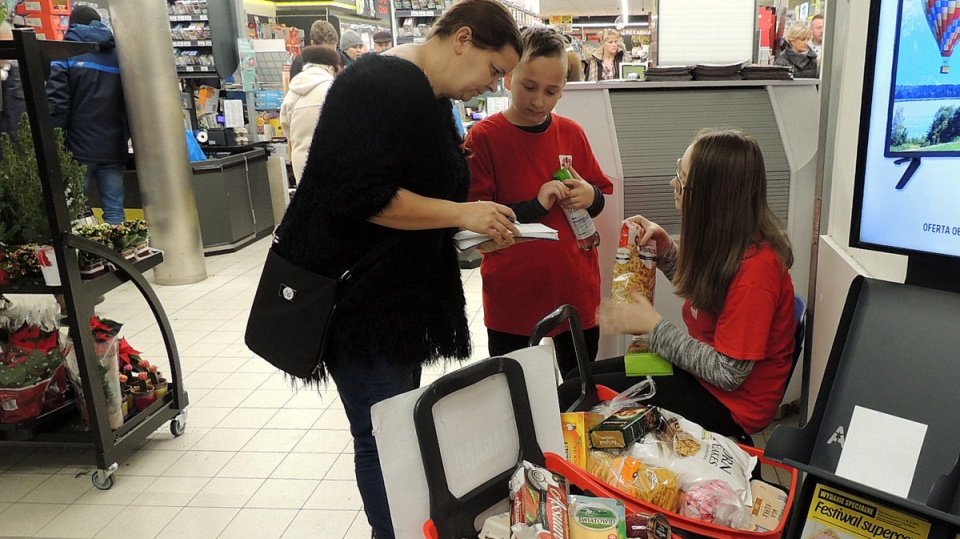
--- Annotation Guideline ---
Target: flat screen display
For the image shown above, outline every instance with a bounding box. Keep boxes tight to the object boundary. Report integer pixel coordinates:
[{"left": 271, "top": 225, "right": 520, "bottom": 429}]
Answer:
[{"left": 852, "top": 0, "right": 960, "bottom": 259}]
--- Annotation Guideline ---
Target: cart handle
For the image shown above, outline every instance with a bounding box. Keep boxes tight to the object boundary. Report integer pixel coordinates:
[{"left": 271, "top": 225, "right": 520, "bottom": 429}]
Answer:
[{"left": 529, "top": 305, "right": 599, "bottom": 413}]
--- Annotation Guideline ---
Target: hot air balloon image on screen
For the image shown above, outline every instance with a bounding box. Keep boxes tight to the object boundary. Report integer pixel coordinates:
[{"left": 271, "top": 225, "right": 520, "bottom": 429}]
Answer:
[
  {"left": 881, "top": 0, "right": 960, "bottom": 188},
  {"left": 925, "top": 0, "right": 960, "bottom": 74}
]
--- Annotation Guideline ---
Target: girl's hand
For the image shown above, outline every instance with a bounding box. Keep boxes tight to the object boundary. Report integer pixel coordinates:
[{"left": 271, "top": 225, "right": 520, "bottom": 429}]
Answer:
[
  {"left": 459, "top": 201, "right": 520, "bottom": 248},
  {"left": 537, "top": 180, "right": 569, "bottom": 211},
  {"left": 598, "top": 293, "right": 663, "bottom": 335},
  {"left": 626, "top": 214, "right": 673, "bottom": 259},
  {"left": 558, "top": 167, "right": 596, "bottom": 210}
]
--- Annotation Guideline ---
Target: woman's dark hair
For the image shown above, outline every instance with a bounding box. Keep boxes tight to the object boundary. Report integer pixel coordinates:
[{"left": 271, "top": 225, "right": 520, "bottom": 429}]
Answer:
[
  {"left": 674, "top": 129, "right": 793, "bottom": 313},
  {"left": 429, "top": 0, "right": 522, "bottom": 58},
  {"left": 520, "top": 26, "right": 565, "bottom": 64},
  {"left": 301, "top": 46, "right": 341, "bottom": 69}
]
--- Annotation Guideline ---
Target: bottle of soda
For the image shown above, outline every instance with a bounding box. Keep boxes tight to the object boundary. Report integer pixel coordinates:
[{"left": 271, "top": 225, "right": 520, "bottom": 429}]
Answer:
[{"left": 553, "top": 159, "right": 600, "bottom": 251}]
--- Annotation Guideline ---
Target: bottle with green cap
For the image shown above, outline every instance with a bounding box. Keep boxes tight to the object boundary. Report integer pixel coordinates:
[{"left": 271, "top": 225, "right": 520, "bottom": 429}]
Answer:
[{"left": 554, "top": 155, "right": 600, "bottom": 250}]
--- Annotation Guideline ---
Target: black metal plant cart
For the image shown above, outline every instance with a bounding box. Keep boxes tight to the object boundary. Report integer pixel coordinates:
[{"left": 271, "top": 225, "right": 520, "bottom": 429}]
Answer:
[{"left": 0, "top": 29, "right": 188, "bottom": 490}]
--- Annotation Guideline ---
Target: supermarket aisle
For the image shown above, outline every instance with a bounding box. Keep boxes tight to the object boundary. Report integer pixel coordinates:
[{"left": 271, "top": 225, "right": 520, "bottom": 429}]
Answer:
[{"left": 0, "top": 236, "right": 797, "bottom": 539}]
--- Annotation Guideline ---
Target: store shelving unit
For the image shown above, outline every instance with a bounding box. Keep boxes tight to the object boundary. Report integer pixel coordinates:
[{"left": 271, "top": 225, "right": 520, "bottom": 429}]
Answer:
[
  {"left": 393, "top": 0, "right": 538, "bottom": 44},
  {"left": 0, "top": 29, "right": 188, "bottom": 491},
  {"left": 170, "top": 5, "right": 217, "bottom": 76}
]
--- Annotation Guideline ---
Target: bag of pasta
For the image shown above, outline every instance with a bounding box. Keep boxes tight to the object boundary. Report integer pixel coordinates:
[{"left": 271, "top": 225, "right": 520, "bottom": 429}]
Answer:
[
  {"left": 612, "top": 220, "right": 657, "bottom": 304},
  {"left": 612, "top": 220, "right": 673, "bottom": 376},
  {"left": 587, "top": 450, "right": 681, "bottom": 512}
]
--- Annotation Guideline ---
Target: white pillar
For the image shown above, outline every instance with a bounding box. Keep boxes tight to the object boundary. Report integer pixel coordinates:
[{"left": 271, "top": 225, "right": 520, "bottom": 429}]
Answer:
[{"left": 109, "top": 1, "right": 207, "bottom": 285}]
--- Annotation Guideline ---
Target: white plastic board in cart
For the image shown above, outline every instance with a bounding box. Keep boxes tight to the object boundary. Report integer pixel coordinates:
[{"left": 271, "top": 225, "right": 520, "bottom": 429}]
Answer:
[{"left": 372, "top": 346, "right": 565, "bottom": 539}]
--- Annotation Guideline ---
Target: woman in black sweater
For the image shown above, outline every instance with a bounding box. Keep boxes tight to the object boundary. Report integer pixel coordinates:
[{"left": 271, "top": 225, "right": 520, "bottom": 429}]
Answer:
[{"left": 272, "top": 1, "right": 522, "bottom": 537}]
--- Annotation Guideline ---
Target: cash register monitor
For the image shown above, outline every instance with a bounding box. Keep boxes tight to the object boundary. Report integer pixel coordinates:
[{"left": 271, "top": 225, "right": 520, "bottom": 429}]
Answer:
[{"left": 620, "top": 63, "right": 646, "bottom": 80}]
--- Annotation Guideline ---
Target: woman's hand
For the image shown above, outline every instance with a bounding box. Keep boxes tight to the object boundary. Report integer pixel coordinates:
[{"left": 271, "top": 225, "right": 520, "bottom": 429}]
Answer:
[
  {"left": 558, "top": 167, "right": 595, "bottom": 210},
  {"left": 598, "top": 292, "right": 663, "bottom": 335},
  {"left": 626, "top": 214, "right": 673, "bottom": 259},
  {"left": 537, "top": 180, "right": 569, "bottom": 211},
  {"left": 459, "top": 201, "right": 520, "bottom": 248}
]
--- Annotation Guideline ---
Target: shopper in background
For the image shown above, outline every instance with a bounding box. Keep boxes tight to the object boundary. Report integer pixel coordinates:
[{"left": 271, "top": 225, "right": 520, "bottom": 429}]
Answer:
[
  {"left": 373, "top": 30, "right": 393, "bottom": 52},
  {"left": 289, "top": 20, "right": 340, "bottom": 80},
  {"left": 339, "top": 29, "right": 365, "bottom": 67},
  {"left": 775, "top": 25, "right": 819, "bottom": 78},
  {"left": 466, "top": 27, "right": 613, "bottom": 377},
  {"left": 808, "top": 14, "right": 825, "bottom": 59},
  {"left": 561, "top": 33, "right": 584, "bottom": 82},
  {"left": 586, "top": 28, "right": 632, "bottom": 81},
  {"left": 0, "top": 22, "right": 26, "bottom": 144},
  {"left": 559, "top": 130, "right": 796, "bottom": 438},
  {"left": 47, "top": 5, "right": 129, "bottom": 225},
  {"left": 280, "top": 46, "right": 342, "bottom": 183},
  {"left": 271, "top": 0, "right": 522, "bottom": 536}
]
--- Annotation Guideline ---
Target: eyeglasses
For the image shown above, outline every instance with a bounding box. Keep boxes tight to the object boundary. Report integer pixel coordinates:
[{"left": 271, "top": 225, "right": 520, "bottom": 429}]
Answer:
[{"left": 674, "top": 158, "right": 691, "bottom": 196}]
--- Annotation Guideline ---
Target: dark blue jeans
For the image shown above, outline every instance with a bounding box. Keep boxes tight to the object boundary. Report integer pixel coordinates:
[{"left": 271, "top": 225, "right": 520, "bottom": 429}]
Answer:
[
  {"left": 328, "top": 356, "right": 421, "bottom": 539},
  {"left": 82, "top": 162, "right": 126, "bottom": 224}
]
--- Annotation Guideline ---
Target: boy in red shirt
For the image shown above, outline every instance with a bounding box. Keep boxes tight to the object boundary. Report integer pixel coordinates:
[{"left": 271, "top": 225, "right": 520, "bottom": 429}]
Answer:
[{"left": 466, "top": 27, "right": 614, "bottom": 376}]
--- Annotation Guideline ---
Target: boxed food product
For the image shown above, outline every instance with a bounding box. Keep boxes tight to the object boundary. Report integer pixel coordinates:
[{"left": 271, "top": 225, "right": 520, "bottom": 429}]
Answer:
[
  {"left": 509, "top": 461, "right": 570, "bottom": 539},
  {"left": 561, "top": 412, "right": 604, "bottom": 468},
  {"left": 568, "top": 495, "right": 626, "bottom": 539},
  {"left": 749, "top": 480, "right": 787, "bottom": 532},
  {"left": 590, "top": 406, "right": 660, "bottom": 449}
]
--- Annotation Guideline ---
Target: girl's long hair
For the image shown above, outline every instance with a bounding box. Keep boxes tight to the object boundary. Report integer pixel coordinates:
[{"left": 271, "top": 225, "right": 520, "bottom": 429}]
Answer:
[{"left": 674, "top": 130, "right": 793, "bottom": 313}]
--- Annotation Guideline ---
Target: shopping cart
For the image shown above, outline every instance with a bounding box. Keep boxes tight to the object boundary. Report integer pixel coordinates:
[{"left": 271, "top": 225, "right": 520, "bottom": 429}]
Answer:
[{"left": 414, "top": 305, "right": 797, "bottom": 539}]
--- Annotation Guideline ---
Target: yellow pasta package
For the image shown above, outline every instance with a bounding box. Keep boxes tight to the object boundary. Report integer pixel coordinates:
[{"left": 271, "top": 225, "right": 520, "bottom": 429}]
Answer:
[
  {"left": 612, "top": 221, "right": 657, "bottom": 305},
  {"left": 612, "top": 220, "right": 674, "bottom": 376}
]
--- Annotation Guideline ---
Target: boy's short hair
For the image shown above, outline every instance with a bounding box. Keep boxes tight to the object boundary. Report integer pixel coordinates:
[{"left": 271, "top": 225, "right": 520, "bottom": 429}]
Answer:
[
  {"left": 310, "top": 20, "right": 339, "bottom": 46},
  {"left": 520, "top": 26, "right": 566, "bottom": 64},
  {"left": 301, "top": 45, "right": 342, "bottom": 69}
]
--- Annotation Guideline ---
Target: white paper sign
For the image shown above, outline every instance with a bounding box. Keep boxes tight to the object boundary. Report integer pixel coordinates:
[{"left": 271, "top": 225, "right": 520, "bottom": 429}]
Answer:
[
  {"left": 223, "top": 100, "right": 245, "bottom": 129},
  {"left": 835, "top": 406, "right": 927, "bottom": 498}
]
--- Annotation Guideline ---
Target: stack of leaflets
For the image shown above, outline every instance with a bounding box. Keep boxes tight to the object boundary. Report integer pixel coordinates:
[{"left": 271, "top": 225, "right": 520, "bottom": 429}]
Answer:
[
  {"left": 692, "top": 62, "right": 747, "bottom": 81},
  {"left": 453, "top": 222, "right": 559, "bottom": 252},
  {"left": 644, "top": 65, "right": 694, "bottom": 81},
  {"left": 740, "top": 64, "right": 793, "bottom": 80}
]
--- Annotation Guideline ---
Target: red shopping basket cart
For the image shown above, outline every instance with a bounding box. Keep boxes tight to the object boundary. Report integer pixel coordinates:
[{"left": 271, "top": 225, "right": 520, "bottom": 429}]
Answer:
[{"left": 420, "top": 305, "right": 798, "bottom": 539}]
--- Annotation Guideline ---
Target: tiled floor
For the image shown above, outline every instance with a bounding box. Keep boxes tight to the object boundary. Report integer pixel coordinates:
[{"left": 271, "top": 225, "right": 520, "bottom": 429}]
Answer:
[{"left": 0, "top": 236, "right": 799, "bottom": 539}]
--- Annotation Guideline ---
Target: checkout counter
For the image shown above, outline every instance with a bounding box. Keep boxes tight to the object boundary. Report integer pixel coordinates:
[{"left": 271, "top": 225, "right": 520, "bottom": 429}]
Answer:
[{"left": 88, "top": 144, "right": 278, "bottom": 255}]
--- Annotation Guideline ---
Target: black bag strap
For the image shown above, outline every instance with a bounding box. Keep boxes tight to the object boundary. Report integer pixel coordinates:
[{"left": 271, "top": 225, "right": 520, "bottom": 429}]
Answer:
[{"left": 339, "top": 233, "right": 404, "bottom": 282}]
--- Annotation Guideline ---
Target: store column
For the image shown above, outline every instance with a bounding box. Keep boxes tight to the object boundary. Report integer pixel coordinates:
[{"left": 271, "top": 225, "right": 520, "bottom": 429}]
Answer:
[{"left": 109, "top": 1, "right": 207, "bottom": 285}]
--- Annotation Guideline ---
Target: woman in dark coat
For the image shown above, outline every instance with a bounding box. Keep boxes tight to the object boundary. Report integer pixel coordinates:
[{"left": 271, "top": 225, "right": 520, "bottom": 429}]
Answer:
[{"left": 270, "top": 1, "right": 522, "bottom": 537}]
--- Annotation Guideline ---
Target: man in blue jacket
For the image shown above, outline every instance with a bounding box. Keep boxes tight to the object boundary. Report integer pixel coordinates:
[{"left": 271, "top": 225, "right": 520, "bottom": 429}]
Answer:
[{"left": 47, "top": 5, "right": 129, "bottom": 224}]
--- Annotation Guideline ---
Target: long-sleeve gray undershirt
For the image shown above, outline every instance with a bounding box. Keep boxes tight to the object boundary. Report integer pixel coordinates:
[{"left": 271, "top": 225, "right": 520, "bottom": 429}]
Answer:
[{"left": 646, "top": 240, "right": 753, "bottom": 391}]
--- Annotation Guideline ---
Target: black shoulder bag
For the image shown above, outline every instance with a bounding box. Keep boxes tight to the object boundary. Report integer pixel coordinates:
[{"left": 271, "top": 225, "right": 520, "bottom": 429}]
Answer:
[{"left": 244, "top": 235, "right": 402, "bottom": 378}]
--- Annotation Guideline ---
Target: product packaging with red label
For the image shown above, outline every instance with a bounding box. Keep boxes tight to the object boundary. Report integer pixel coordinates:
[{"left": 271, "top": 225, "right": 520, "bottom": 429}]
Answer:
[{"left": 509, "top": 460, "right": 571, "bottom": 539}]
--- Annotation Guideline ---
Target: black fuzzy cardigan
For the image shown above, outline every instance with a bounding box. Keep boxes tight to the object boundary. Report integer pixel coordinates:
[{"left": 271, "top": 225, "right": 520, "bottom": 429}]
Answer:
[{"left": 273, "top": 54, "right": 472, "bottom": 381}]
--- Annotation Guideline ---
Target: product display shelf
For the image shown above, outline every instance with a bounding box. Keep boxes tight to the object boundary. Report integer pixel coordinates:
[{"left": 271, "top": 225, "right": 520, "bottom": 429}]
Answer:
[
  {"left": 394, "top": 0, "right": 538, "bottom": 44},
  {"left": 765, "top": 277, "right": 960, "bottom": 538},
  {"left": 0, "top": 29, "right": 188, "bottom": 491},
  {"left": 169, "top": 1, "right": 215, "bottom": 76}
]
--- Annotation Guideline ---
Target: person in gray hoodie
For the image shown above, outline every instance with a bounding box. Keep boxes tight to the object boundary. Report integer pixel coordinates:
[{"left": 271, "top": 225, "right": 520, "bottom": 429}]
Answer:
[{"left": 280, "top": 46, "right": 342, "bottom": 183}]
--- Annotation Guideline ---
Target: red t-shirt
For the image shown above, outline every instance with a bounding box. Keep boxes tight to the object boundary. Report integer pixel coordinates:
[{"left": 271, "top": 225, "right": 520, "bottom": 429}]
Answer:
[
  {"left": 466, "top": 113, "right": 614, "bottom": 335},
  {"left": 682, "top": 243, "right": 796, "bottom": 433}
]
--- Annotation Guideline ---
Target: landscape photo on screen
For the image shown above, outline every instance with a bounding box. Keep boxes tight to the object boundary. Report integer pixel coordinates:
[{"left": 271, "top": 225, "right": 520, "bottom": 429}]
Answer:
[{"left": 886, "top": 0, "right": 960, "bottom": 156}]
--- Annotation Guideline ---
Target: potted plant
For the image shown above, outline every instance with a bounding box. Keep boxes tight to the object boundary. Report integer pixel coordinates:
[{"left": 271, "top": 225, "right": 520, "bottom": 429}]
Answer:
[
  {"left": 127, "top": 219, "right": 151, "bottom": 258},
  {"left": 0, "top": 342, "right": 66, "bottom": 424},
  {"left": 73, "top": 223, "right": 113, "bottom": 277},
  {"left": 0, "top": 118, "right": 89, "bottom": 283},
  {"left": 129, "top": 372, "right": 156, "bottom": 412}
]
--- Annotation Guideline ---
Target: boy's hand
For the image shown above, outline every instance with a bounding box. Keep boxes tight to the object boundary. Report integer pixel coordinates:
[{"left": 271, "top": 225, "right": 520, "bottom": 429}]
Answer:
[
  {"left": 537, "top": 180, "right": 569, "bottom": 211},
  {"left": 558, "top": 168, "right": 595, "bottom": 210}
]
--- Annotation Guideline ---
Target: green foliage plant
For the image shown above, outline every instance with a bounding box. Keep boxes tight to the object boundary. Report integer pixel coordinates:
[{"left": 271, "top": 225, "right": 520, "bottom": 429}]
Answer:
[{"left": 0, "top": 115, "right": 88, "bottom": 246}]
